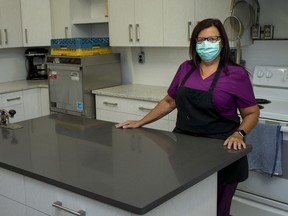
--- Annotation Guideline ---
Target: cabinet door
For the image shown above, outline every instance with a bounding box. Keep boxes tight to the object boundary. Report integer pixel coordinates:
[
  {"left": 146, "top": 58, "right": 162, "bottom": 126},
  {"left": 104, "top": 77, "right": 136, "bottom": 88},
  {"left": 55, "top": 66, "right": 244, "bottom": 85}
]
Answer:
[
  {"left": 0, "top": 0, "right": 23, "bottom": 48},
  {"left": 20, "top": 0, "right": 52, "bottom": 47},
  {"left": 23, "top": 88, "right": 41, "bottom": 120},
  {"left": 108, "top": 0, "right": 135, "bottom": 46},
  {"left": 163, "top": 0, "right": 195, "bottom": 47},
  {"left": 195, "top": 0, "right": 230, "bottom": 23},
  {"left": 40, "top": 88, "right": 50, "bottom": 116},
  {"left": 0, "top": 168, "right": 26, "bottom": 204},
  {"left": 1, "top": 91, "right": 25, "bottom": 123},
  {"left": 50, "top": 0, "right": 71, "bottom": 39},
  {"left": 25, "top": 177, "right": 130, "bottom": 216},
  {"left": 0, "top": 195, "right": 27, "bottom": 216},
  {"left": 108, "top": 0, "right": 163, "bottom": 46},
  {"left": 134, "top": 0, "right": 163, "bottom": 46}
]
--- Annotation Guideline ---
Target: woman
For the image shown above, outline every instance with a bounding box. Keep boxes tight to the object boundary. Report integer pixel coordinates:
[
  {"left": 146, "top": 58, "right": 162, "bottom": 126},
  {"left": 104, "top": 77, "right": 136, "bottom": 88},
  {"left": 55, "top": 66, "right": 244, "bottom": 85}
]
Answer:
[{"left": 115, "top": 18, "right": 259, "bottom": 216}]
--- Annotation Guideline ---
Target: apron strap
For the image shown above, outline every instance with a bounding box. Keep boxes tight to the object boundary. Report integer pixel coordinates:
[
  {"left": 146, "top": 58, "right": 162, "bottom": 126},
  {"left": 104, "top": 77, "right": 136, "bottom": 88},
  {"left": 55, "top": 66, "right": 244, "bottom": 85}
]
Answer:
[{"left": 180, "top": 65, "right": 195, "bottom": 86}]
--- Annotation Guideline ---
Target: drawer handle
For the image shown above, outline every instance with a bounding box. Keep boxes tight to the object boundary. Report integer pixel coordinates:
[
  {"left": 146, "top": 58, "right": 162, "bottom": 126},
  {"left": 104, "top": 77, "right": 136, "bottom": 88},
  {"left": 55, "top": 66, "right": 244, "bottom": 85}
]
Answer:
[
  {"left": 6, "top": 97, "right": 21, "bottom": 102},
  {"left": 138, "top": 106, "right": 153, "bottom": 111},
  {"left": 52, "top": 201, "right": 86, "bottom": 216},
  {"left": 103, "top": 101, "right": 118, "bottom": 106}
]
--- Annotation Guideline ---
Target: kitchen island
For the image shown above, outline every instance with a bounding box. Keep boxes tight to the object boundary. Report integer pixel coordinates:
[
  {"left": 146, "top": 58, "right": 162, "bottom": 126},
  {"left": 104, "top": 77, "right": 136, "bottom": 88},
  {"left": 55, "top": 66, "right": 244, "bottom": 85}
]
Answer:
[{"left": 0, "top": 114, "right": 251, "bottom": 216}]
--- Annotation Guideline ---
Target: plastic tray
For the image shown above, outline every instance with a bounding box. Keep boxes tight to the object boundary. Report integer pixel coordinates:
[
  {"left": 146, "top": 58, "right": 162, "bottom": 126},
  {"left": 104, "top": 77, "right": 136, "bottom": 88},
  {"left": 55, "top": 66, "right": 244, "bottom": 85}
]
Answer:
[
  {"left": 51, "top": 37, "right": 109, "bottom": 49},
  {"left": 50, "top": 47, "right": 112, "bottom": 56}
]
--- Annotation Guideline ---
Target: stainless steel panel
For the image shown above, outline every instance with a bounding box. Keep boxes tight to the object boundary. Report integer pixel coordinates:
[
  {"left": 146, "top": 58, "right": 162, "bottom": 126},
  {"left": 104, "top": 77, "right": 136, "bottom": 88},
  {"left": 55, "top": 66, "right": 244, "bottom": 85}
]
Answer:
[{"left": 47, "top": 54, "right": 122, "bottom": 118}]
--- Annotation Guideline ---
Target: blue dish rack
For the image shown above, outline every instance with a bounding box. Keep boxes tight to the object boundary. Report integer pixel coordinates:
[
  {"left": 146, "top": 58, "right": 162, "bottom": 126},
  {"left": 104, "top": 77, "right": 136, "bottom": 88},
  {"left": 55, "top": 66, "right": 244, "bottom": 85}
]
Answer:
[{"left": 50, "top": 37, "right": 110, "bottom": 49}]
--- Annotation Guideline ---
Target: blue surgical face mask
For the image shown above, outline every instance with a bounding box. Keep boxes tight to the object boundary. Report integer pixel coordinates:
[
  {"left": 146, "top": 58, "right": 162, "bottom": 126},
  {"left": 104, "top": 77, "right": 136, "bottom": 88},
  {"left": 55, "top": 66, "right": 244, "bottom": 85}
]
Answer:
[{"left": 196, "top": 41, "right": 221, "bottom": 62}]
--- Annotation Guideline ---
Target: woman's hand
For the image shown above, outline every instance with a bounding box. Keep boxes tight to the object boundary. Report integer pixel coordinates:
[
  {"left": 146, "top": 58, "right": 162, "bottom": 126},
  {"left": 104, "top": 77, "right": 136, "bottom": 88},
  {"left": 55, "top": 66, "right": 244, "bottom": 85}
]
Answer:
[
  {"left": 115, "top": 120, "right": 142, "bottom": 129},
  {"left": 224, "top": 132, "right": 246, "bottom": 150}
]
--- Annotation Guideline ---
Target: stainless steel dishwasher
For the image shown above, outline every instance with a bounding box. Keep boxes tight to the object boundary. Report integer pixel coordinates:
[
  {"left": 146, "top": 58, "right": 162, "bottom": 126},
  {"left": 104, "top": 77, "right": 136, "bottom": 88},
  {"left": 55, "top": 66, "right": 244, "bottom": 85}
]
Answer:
[{"left": 46, "top": 54, "right": 121, "bottom": 118}]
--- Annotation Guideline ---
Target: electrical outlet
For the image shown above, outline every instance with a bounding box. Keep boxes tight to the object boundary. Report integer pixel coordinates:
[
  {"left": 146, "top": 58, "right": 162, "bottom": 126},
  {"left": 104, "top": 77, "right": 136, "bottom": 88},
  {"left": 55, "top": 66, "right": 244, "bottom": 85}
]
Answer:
[{"left": 138, "top": 52, "right": 145, "bottom": 63}]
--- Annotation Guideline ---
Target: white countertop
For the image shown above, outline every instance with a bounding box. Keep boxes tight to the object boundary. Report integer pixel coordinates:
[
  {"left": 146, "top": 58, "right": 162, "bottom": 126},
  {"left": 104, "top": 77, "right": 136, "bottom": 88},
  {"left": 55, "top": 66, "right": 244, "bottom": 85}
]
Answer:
[
  {"left": 0, "top": 80, "right": 48, "bottom": 94},
  {"left": 92, "top": 84, "right": 168, "bottom": 102}
]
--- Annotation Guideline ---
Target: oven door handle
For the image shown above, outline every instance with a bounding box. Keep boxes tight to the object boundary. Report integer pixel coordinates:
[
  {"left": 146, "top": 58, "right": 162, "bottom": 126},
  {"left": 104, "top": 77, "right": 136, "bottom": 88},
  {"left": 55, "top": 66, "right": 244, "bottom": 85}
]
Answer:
[
  {"left": 258, "top": 119, "right": 288, "bottom": 132},
  {"left": 280, "top": 126, "right": 288, "bottom": 132}
]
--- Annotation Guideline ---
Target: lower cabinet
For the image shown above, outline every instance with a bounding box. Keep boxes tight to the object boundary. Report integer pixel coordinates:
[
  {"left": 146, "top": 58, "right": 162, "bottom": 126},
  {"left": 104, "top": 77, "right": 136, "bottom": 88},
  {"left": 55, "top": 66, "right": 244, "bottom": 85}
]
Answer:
[
  {"left": 95, "top": 95, "right": 176, "bottom": 131},
  {"left": 0, "top": 195, "right": 27, "bottom": 216},
  {"left": 1, "top": 91, "right": 25, "bottom": 123},
  {"left": 0, "top": 87, "right": 49, "bottom": 123},
  {"left": 25, "top": 177, "right": 131, "bottom": 216},
  {"left": 0, "top": 167, "right": 130, "bottom": 216},
  {"left": 0, "top": 168, "right": 26, "bottom": 216}
]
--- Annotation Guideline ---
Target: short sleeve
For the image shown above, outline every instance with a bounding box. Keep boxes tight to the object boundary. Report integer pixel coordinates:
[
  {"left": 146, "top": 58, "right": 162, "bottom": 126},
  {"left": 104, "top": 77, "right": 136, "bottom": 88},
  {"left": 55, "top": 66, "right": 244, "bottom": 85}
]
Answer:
[{"left": 167, "top": 61, "right": 193, "bottom": 99}]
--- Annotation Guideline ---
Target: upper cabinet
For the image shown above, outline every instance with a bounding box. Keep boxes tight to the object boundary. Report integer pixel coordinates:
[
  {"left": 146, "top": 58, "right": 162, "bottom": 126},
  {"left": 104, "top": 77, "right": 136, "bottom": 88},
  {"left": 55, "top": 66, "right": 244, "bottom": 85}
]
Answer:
[
  {"left": 51, "top": 0, "right": 71, "bottom": 39},
  {"left": 163, "top": 0, "right": 194, "bottom": 47},
  {"left": 109, "top": 0, "right": 230, "bottom": 47},
  {"left": 194, "top": 0, "right": 230, "bottom": 24},
  {"left": 109, "top": 0, "right": 163, "bottom": 47},
  {"left": 50, "top": 0, "right": 109, "bottom": 39},
  {"left": 0, "top": 0, "right": 23, "bottom": 48},
  {"left": 20, "top": 0, "right": 52, "bottom": 47}
]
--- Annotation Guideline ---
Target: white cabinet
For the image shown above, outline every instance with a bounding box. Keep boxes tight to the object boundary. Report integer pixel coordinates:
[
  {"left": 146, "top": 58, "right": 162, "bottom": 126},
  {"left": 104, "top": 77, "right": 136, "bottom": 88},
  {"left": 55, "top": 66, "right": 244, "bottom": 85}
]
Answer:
[
  {"left": 23, "top": 88, "right": 41, "bottom": 120},
  {"left": 0, "top": 0, "right": 23, "bottom": 48},
  {"left": 108, "top": 0, "right": 163, "bottom": 46},
  {"left": 0, "top": 88, "right": 49, "bottom": 123},
  {"left": 50, "top": 0, "right": 71, "bottom": 39},
  {"left": 0, "top": 168, "right": 27, "bottom": 216},
  {"left": 0, "top": 168, "right": 26, "bottom": 204},
  {"left": 0, "top": 195, "right": 27, "bottom": 216},
  {"left": 163, "top": 0, "right": 194, "bottom": 47},
  {"left": 194, "top": 0, "right": 230, "bottom": 24},
  {"left": 40, "top": 88, "right": 50, "bottom": 116},
  {"left": 109, "top": 0, "right": 230, "bottom": 47},
  {"left": 51, "top": 0, "right": 109, "bottom": 38},
  {"left": 1, "top": 91, "right": 25, "bottom": 123},
  {"left": 25, "top": 177, "right": 130, "bottom": 216},
  {"left": 23, "top": 88, "right": 50, "bottom": 120},
  {"left": 96, "top": 95, "right": 171, "bottom": 131},
  {"left": 20, "top": 0, "right": 52, "bottom": 47}
]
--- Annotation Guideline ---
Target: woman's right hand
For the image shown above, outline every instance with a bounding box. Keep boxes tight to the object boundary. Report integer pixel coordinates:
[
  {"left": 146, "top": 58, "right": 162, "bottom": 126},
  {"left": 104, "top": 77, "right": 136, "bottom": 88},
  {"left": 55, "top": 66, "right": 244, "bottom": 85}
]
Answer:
[{"left": 115, "top": 120, "right": 142, "bottom": 129}]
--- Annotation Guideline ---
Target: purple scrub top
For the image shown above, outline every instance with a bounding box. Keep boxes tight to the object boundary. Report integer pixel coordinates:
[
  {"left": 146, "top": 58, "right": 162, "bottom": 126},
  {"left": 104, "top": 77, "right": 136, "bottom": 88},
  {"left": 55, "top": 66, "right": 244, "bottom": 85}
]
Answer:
[{"left": 167, "top": 60, "right": 257, "bottom": 117}]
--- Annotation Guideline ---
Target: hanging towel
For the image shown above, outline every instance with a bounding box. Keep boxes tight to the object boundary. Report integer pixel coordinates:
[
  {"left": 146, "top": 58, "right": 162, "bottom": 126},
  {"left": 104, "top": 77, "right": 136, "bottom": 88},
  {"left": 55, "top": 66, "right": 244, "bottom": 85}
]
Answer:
[{"left": 245, "top": 123, "right": 283, "bottom": 176}]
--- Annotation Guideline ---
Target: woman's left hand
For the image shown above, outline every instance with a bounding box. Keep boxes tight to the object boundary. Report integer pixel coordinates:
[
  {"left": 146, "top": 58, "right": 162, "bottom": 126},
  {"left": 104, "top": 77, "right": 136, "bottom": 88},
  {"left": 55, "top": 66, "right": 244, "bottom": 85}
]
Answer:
[{"left": 224, "top": 132, "right": 246, "bottom": 150}]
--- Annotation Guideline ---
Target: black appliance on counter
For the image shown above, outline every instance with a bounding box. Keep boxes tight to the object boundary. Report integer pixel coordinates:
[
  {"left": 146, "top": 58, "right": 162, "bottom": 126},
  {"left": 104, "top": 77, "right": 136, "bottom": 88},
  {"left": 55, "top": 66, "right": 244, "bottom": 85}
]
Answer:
[{"left": 25, "top": 48, "right": 48, "bottom": 80}]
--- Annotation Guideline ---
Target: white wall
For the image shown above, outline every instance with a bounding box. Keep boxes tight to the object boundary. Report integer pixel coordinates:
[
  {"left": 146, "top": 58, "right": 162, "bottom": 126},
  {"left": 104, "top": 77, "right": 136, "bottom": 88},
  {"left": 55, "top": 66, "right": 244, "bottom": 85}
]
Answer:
[{"left": 0, "top": 48, "right": 26, "bottom": 83}]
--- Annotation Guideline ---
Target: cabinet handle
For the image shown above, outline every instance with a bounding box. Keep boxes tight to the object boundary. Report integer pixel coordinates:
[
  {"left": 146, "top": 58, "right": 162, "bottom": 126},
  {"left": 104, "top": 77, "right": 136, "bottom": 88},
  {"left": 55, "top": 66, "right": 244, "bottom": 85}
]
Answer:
[
  {"left": 129, "top": 24, "right": 133, "bottom": 42},
  {"left": 65, "top": 27, "right": 68, "bottom": 38},
  {"left": 6, "top": 97, "right": 21, "bottom": 102},
  {"left": 103, "top": 101, "right": 118, "bottom": 106},
  {"left": 138, "top": 106, "right": 153, "bottom": 111},
  {"left": 188, "top": 21, "right": 192, "bottom": 41},
  {"left": 25, "top": 28, "right": 28, "bottom": 44},
  {"left": 0, "top": 30, "right": 2, "bottom": 45},
  {"left": 52, "top": 201, "right": 86, "bottom": 216},
  {"left": 4, "top": 29, "right": 8, "bottom": 45},
  {"left": 136, "top": 24, "right": 140, "bottom": 42}
]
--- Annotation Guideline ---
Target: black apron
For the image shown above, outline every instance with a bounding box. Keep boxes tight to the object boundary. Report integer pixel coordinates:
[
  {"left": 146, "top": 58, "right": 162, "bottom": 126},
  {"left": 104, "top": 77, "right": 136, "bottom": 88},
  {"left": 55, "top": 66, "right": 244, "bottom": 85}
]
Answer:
[{"left": 173, "top": 64, "right": 248, "bottom": 184}]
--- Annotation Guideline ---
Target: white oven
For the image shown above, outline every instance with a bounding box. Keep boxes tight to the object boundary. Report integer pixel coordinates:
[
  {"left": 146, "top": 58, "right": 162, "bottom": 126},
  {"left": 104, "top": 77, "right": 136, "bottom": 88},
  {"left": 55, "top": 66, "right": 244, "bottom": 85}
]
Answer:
[{"left": 231, "top": 66, "right": 288, "bottom": 216}]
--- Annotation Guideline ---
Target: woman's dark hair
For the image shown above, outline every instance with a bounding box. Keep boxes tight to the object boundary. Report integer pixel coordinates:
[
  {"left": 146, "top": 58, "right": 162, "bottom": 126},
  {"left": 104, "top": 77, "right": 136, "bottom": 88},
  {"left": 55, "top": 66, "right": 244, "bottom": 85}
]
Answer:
[{"left": 189, "top": 18, "right": 236, "bottom": 71}]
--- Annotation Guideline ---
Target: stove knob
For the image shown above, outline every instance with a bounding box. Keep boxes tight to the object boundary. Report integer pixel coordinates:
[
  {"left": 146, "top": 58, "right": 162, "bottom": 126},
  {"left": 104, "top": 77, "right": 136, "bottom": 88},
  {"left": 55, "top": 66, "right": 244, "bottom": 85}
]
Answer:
[
  {"left": 265, "top": 71, "right": 273, "bottom": 78},
  {"left": 284, "top": 71, "right": 288, "bottom": 81},
  {"left": 257, "top": 70, "right": 264, "bottom": 78}
]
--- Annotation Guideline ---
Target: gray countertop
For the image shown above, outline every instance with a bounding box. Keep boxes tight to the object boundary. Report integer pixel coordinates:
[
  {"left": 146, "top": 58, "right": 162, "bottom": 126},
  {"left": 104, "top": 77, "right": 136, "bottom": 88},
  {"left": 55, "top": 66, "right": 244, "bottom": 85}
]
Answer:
[
  {"left": 0, "top": 80, "right": 48, "bottom": 94},
  {"left": 92, "top": 84, "right": 168, "bottom": 102},
  {"left": 0, "top": 113, "right": 251, "bottom": 215}
]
